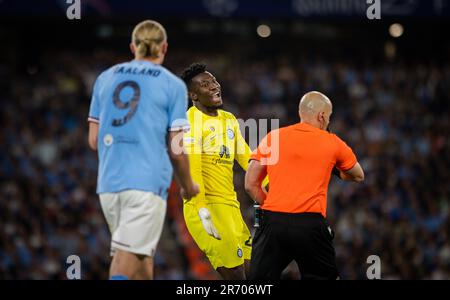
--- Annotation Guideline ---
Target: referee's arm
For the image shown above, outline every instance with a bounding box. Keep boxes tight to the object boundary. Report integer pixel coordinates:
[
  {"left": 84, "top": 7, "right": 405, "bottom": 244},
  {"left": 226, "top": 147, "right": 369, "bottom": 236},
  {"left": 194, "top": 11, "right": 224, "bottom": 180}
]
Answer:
[
  {"left": 336, "top": 162, "right": 364, "bottom": 182},
  {"left": 245, "top": 160, "right": 268, "bottom": 204}
]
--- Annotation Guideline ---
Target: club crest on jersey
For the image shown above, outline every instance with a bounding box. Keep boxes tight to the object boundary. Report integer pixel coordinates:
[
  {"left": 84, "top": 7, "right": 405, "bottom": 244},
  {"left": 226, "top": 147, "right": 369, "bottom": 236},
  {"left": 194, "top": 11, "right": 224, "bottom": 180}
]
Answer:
[
  {"left": 227, "top": 128, "right": 234, "bottom": 139},
  {"left": 210, "top": 126, "right": 215, "bottom": 132},
  {"left": 103, "top": 134, "right": 113, "bottom": 146},
  {"left": 237, "top": 248, "right": 243, "bottom": 258}
]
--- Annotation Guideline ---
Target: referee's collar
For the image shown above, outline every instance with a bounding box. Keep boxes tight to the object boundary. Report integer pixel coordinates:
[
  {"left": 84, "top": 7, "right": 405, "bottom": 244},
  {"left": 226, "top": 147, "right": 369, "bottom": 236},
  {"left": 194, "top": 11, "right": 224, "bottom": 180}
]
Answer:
[{"left": 295, "top": 122, "right": 324, "bottom": 133}]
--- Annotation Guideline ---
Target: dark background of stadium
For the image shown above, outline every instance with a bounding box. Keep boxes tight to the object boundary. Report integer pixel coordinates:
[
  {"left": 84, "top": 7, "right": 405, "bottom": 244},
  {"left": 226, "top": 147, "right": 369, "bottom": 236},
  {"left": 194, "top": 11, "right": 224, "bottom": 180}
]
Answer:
[{"left": 0, "top": 0, "right": 449, "bottom": 279}]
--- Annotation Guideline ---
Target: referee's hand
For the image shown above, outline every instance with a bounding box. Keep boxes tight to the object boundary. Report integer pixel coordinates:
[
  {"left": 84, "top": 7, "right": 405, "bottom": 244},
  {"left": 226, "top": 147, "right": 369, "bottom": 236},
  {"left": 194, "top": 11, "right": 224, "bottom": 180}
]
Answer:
[
  {"left": 332, "top": 167, "right": 342, "bottom": 179},
  {"left": 198, "top": 208, "right": 221, "bottom": 240}
]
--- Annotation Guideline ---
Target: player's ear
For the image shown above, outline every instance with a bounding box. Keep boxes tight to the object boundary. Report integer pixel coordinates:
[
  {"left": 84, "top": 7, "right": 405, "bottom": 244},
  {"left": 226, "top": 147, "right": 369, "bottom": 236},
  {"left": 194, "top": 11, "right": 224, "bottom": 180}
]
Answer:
[
  {"left": 161, "top": 42, "right": 168, "bottom": 55},
  {"left": 189, "top": 91, "right": 198, "bottom": 101},
  {"left": 317, "top": 111, "right": 324, "bottom": 125},
  {"left": 130, "top": 43, "right": 136, "bottom": 55}
]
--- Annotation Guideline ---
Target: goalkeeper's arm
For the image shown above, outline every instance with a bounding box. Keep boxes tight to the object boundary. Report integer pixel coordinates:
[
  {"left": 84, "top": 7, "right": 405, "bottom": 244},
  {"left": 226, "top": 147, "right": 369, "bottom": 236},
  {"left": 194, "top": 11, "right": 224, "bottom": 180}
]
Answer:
[{"left": 184, "top": 138, "right": 221, "bottom": 240}]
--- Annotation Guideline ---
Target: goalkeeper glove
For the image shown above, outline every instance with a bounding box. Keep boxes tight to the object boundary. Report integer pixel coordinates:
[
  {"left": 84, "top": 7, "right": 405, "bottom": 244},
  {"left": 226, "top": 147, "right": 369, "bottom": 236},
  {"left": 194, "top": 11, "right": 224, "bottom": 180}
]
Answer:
[{"left": 198, "top": 207, "right": 221, "bottom": 240}]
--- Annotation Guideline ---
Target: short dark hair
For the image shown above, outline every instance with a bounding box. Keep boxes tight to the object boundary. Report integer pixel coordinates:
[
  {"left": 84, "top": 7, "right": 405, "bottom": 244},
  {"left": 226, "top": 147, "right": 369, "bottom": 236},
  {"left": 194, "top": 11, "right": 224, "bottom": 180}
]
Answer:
[{"left": 180, "top": 62, "right": 206, "bottom": 87}]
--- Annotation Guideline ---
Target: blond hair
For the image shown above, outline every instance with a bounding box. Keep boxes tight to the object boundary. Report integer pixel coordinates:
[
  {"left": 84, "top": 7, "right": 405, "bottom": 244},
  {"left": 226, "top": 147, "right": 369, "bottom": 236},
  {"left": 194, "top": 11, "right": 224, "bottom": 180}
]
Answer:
[{"left": 131, "top": 20, "right": 167, "bottom": 59}]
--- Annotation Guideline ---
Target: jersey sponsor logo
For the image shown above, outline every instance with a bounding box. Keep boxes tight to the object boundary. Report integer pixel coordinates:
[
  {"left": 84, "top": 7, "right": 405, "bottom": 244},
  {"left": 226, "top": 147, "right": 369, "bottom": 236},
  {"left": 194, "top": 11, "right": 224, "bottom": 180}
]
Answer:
[
  {"left": 212, "top": 158, "right": 233, "bottom": 165},
  {"left": 103, "top": 134, "right": 114, "bottom": 146},
  {"left": 237, "top": 248, "right": 243, "bottom": 258},
  {"left": 227, "top": 128, "right": 235, "bottom": 139},
  {"left": 116, "top": 136, "right": 139, "bottom": 145}
]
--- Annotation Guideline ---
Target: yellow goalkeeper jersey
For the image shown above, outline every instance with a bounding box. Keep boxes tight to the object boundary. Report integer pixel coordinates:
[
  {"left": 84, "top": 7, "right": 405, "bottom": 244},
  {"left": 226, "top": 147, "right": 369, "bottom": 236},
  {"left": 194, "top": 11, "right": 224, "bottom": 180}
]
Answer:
[{"left": 183, "top": 106, "right": 251, "bottom": 209}]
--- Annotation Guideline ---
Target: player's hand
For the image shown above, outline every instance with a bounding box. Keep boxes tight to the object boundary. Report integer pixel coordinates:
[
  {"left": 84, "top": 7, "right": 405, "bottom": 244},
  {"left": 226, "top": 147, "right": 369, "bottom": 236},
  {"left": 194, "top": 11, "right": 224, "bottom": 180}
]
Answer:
[
  {"left": 198, "top": 207, "right": 221, "bottom": 240},
  {"left": 181, "top": 182, "right": 200, "bottom": 200},
  {"left": 332, "top": 167, "right": 343, "bottom": 179}
]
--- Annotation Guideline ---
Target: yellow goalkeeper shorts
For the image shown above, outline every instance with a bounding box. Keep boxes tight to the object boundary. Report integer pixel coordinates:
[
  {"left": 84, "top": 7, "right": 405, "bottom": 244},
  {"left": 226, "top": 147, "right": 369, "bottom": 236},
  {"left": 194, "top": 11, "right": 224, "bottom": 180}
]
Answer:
[{"left": 183, "top": 202, "right": 252, "bottom": 269}]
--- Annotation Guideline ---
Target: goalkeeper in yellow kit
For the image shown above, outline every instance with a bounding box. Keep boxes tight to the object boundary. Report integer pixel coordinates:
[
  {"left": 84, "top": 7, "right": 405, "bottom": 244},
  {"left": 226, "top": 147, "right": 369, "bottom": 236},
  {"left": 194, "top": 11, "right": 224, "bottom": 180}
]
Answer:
[{"left": 180, "top": 63, "right": 265, "bottom": 279}]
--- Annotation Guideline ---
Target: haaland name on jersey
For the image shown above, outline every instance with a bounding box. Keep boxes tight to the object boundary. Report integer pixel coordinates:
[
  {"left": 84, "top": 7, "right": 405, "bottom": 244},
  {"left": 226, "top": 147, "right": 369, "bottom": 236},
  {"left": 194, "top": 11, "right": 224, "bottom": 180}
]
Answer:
[{"left": 113, "top": 65, "right": 161, "bottom": 77}]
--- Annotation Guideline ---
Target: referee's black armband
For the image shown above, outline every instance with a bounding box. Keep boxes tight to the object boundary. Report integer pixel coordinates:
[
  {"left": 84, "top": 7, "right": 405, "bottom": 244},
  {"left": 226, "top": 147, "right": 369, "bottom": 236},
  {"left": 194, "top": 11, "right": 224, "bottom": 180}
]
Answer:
[{"left": 332, "top": 167, "right": 341, "bottom": 179}]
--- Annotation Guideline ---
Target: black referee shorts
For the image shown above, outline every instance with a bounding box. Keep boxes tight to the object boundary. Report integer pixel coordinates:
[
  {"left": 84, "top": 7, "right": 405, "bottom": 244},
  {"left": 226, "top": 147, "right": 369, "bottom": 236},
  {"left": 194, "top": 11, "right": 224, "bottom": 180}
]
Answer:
[{"left": 249, "top": 210, "right": 339, "bottom": 280}]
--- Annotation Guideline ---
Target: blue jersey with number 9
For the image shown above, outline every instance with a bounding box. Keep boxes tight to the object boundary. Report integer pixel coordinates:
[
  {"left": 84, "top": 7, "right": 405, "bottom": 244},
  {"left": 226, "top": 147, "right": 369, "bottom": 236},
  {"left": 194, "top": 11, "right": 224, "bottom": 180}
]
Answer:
[{"left": 88, "top": 60, "right": 189, "bottom": 199}]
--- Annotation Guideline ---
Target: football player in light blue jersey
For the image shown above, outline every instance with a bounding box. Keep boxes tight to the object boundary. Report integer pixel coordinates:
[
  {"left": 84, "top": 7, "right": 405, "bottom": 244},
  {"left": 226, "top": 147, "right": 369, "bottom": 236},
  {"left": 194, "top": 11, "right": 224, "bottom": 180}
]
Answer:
[{"left": 87, "top": 20, "right": 199, "bottom": 280}]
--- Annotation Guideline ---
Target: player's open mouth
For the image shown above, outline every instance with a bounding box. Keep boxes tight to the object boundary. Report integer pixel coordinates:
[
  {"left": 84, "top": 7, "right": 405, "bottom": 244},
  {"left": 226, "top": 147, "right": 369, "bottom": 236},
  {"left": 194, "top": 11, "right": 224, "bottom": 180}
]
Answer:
[{"left": 212, "top": 91, "right": 221, "bottom": 102}]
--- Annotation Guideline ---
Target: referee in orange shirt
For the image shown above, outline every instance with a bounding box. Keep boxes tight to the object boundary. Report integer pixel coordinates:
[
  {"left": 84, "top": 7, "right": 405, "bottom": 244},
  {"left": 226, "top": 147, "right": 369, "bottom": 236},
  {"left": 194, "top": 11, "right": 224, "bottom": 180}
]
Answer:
[{"left": 245, "top": 91, "right": 364, "bottom": 280}]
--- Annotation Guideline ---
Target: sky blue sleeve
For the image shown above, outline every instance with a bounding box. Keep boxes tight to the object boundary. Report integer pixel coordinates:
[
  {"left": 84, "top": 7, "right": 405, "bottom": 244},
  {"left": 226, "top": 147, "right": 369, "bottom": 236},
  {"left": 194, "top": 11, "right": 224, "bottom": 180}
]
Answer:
[
  {"left": 88, "top": 74, "right": 102, "bottom": 123},
  {"left": 168, "top": 78, "right": 189, "bottom": 131}
]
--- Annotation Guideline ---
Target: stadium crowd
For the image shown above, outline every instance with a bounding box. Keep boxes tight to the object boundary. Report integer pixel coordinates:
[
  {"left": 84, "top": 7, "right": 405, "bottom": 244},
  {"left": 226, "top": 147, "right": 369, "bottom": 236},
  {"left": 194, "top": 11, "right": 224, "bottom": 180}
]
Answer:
[{"left": 0, "top": 39, "right": 449, "bottom": 279}]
